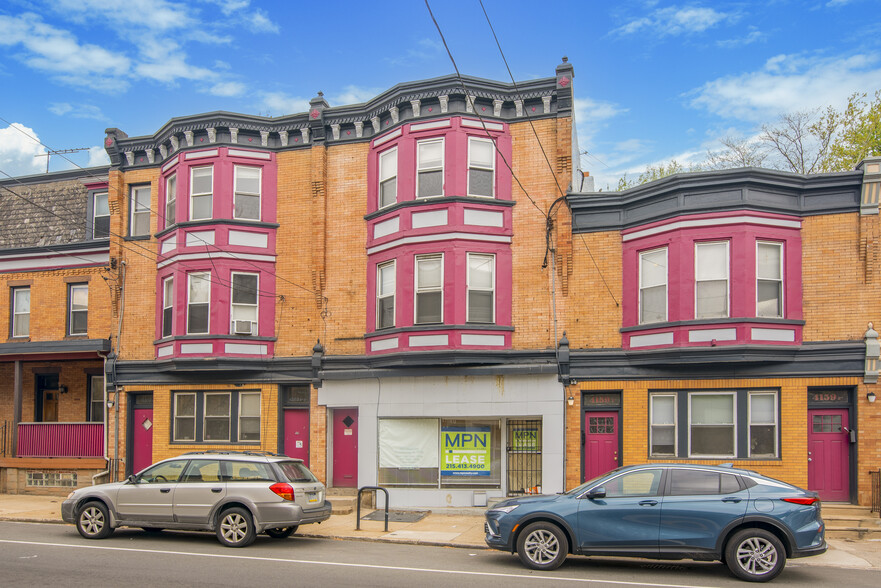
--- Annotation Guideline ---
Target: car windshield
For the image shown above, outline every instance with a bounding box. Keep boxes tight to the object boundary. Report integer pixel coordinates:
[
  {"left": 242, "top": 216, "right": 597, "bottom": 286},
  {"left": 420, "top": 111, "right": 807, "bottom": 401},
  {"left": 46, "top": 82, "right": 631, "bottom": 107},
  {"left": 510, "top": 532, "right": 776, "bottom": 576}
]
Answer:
[
  {"left": 564, "top": 468, "right": 623, "bottom": 495},
  {"left": 277, "top": 461, "right": 318, "bottom": 483}
]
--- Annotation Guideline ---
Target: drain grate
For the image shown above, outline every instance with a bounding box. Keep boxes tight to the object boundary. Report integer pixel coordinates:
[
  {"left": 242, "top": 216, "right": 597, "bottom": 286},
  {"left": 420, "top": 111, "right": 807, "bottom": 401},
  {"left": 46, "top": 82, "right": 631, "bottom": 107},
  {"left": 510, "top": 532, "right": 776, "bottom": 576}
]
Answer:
[{"left": 361, "top": 510, "right": 428, "bottom": 523}]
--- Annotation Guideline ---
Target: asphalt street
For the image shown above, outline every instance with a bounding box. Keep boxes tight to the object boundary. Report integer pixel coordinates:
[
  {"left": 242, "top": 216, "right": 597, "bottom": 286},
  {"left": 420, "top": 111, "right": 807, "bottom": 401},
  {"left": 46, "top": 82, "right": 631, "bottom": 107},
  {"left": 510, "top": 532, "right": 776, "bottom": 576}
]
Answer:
[{"left": 2, "top": 521, "right": 879, "bottom": 587}]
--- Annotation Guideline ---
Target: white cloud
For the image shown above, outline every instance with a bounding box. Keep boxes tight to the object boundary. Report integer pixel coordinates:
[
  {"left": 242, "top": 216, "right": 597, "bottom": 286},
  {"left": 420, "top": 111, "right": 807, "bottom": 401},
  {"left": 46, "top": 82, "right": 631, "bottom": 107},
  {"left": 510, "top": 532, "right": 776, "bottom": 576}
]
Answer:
[
  {"left": 48, "top": 103, "right": 73, "bottom": 116},
  {"left": 53, "top": 0, "right": 197, "bottom": 32},
  {"left": 49, "top": 103, "right": 106, "bottom": 120},
  {"left": 330, "top": 85, "right": 384, "bottom": 106},
  {"left": 613, "top": 5, "right": 735, "bottom": 37},
  {"left": 87, "top": 146, "right": 111, "bottom": 168},
  {"left": 0, "top": 123, "right": 47, "bottom": 178},
  {"left": 688, "top": 52, "right": 881, "bottom": 122},
  {"left": 716, "top": 29, "right": 764, "bottom": 49},
  {"left": 385, "top": 38, "right": 443, "bottom": 67},
  {"left": 210, "top": 81, "right": 246, "bottom": 97},
  {"left": 246, "top": 11, "right": 279, "bottom": 34},
  {"left": 259, "top": 92, "right": 311, "bottom": 116}
]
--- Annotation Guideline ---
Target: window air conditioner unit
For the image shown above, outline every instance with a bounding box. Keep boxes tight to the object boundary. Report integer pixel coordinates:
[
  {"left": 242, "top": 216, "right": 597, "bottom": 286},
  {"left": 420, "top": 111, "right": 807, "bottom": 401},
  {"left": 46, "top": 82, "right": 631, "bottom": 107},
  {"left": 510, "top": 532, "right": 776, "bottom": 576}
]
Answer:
[{"left": 233, "top": 320, "right": 253, "bottom": 335}]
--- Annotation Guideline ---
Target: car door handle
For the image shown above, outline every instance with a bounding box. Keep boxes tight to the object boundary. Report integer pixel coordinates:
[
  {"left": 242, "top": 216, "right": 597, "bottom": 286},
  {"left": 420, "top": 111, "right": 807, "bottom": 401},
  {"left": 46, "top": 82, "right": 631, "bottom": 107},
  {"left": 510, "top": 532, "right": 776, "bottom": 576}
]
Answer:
[
  {"left": 638, "top": 500, "right": 659, "bottom": 507},
  {"left": 722, "top": 497, "right": 742, "bottom": 503},
  {"left": 160, "top": 488, "right": 171, "bottom": 493},
  {"left": 211, "top": 488, "right": 223, "bottom": 493}
]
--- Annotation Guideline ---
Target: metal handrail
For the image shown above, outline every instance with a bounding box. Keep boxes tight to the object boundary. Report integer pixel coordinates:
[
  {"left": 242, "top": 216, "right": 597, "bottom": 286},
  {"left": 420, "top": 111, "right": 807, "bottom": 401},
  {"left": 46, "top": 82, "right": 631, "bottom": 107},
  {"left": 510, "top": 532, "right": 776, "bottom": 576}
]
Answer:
[{"left": 356, "top": 486, "right": 390, "bottom": 532}]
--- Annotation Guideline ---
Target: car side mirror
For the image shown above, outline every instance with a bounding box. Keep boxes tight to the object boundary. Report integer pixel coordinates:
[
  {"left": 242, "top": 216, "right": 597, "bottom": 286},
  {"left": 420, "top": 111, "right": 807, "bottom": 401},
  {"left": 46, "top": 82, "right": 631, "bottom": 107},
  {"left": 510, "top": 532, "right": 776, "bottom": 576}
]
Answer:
[
  {"left": 127, "top": 474, "right": 139, "bottom": 484},
  {"left": 585, "top": 486, "right": 606, "bottom": 499}
]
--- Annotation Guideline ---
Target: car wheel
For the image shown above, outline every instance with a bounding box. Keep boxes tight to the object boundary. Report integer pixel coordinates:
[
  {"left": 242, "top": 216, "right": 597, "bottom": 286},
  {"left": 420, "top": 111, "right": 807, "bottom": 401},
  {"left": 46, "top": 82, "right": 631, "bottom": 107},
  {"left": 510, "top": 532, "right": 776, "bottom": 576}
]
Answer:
[
  {"left": 516, "top": 521, "right": 568, "bottom": 570},
  {"left": 141, "top": 527, "right": 164, "bottom": 534},
  {"left": 265, "top": 526, "right": 298, "bottom": 538},
  {"left": 216, "top": 507, "right": 256, "bottom": 547},
  {"left": 76, "top": 501, "right": 114, "bottom": 540},
  {"left": 725, "top": 528, "right": 786, "bottom": 582}
]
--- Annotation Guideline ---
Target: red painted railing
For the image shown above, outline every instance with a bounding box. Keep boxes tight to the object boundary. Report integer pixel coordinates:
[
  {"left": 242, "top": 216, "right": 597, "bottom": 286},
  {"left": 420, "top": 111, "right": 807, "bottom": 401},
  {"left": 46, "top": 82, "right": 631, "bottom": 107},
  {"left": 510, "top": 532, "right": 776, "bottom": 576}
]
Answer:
[{"left": 16, "top": 423, "right": 104, "bottom": 458}]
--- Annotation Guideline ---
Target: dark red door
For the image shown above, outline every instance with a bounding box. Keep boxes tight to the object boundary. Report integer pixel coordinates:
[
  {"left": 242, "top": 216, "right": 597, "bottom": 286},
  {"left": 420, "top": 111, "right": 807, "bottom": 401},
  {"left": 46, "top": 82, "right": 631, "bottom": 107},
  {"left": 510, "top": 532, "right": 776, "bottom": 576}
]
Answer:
[
  {"left": 584, "top": 411, "right": 619, "bottom": 481},
  {"left": 332, "top": 408, "right": 358, "bottom": 488},
  {"left": 284, "top": 409, "right": 310, "bottom": 466},
  {"left": 132, "top": 408, "right": 154, "bottom": 474},
  {"left": 808, "top": 408, "right": 850, "bottom": 501}
]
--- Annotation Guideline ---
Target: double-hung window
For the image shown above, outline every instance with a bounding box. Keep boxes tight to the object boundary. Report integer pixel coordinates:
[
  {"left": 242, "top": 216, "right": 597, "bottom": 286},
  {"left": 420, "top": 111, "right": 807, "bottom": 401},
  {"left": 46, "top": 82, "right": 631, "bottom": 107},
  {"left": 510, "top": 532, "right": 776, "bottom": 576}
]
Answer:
[
  {"left": 190, "top": 166, "right": 213, "bottom": 220},
  {"left": 467, "top": 137, "right": 495, "bottom": 197},
  {"left": 129, "top": 186, "right": 151, "bottom": 237},
  {"left": 165, "top": 174, "right": 177, "bottom": 228},
  {"left": 749, "top": 391, "right": 778, "bottom": 457},
  {"left": 162, "top": 276, "right": 174, "bottom": 338},
  {"left": 231, "top": 273, "right": 258, "bottom": 335},
  {"left": 639, "top": 248, "right": 667, "bottom": 324},
  {"left": 379, "top": 148, "right": 397, "bottom": 208},
  {"left": 649, "top": 394, "right": 676, "bottom": 457},
  {"left": 187, "top": 272, "right": 210, "bottom": 334},
  {"left": 68, "top": 283, "right": 88, "bottom": 336},
  {"left": 234, "top": 166, "right": 261, "bottom": 220},
  {"left": 756, "top": 242, "right": 783, "bottom": 318},
  {"left": 417, "top": 139, "right": 444, "bottom": 198},
  {"left": 695, "top": 242, "right": 729, "bottom": 319},
  {"left": 204, "top": 392, "right": 231, "bottom": 441},
  {"left": 91, "top": 192, "right": 110, "bottom": 239},
  {"left": 467, "top": 253, "right": 495, "bottom": 323},
  {"left": 415, "top": 254, "right": 443, "bottom": 324},
  {"left": 689, "top": 392, "right": 735, "bottom": 457},
  {"left": 238, "top": 392, "right": 261, "bottom": 442},
  {"left": 88, "top": 375, "right": 104, "bottom": 423},
  {"left": 376, "top": 261, "right": 395, "bottom": 329},
  {"left": 174, "top": 393, "right": 196, "bottom": 441},
  {"left": 12, "top": 286, "right": 30, "bottom": 338}
]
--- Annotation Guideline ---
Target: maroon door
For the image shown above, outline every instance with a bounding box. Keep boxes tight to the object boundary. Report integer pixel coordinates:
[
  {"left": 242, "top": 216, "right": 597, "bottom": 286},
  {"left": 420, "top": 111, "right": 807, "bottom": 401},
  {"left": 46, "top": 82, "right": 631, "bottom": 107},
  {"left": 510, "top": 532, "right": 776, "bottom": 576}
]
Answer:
[
  {"left": 584, "top": 411, "right": 619, "bottom": 481},
  {"left": 808, "top": 408, "right": 850, "bottom": 502},
  {"left": 284, "top": 409, "right": 310, "bottom": 466},
  {"left": 132, "top": 408, "right": 154, "bottom": 474},
  {"left": 332, "top": 408, "right": 358, "bottom": 488}
]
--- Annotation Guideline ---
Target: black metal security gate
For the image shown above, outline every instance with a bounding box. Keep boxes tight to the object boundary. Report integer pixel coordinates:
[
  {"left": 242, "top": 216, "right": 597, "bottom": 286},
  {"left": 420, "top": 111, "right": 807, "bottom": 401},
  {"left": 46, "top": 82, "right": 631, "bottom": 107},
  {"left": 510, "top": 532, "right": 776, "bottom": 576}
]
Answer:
[{"left": 506, "top": 419, "right": 542, "bottom": 496}]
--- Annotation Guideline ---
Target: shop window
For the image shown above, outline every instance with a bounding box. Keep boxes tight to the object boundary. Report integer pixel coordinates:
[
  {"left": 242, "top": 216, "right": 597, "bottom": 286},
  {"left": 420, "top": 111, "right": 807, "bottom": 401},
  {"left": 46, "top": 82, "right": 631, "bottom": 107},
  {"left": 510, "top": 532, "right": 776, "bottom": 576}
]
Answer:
[
  {"left": 639, "top": 247, "right": 667, "bottom": 324},
  {"left": 91, "top": 192, "right": 110, "bottom": 239},
  {"left": 11, "top": 286, "right": 30, "bottom": 338},
  {"left": 757, "top": 241, "right": 783, "bottom": 318},
  {"left": 376, "top": 261, "right": 395, "bottom": 329},
  {"left": 234, "top": 165, "right": 261, "bottom": 220},
  {"left": 695, "top": 242, "right": 729, "bottom": 319},
  {"left": 190, "top": 166, "right": 213, "bottom": 220},
  {"left": 440, "top": 419, "right": 501, "bottom": 488},
  {"left": 749, "top": 392, "right": 777, "bottom": 457},
  {"left": 649, "top": 394, "right": 676, "bottom": 457},
  {"left": 68, "top": 283, "right": 88, "bottom": 335},
  {"left": 162, "top": 276, "right": 174, "bottom": 338},
  {"left": 417, "top": 139, "right": 444, "bottom": 198},
  {"left": 689, "top": 393, "right": 735, "bottom": 457},
  {"left": 378, "top": 419, "right": 439, "bottom": 486},
  {"left": 164, "top": 174, "right": 177, "bottom": 228},
  {"left": 467, "top": 253, "right": 495, "bottom": 323},
  {"left": 467, "top": 137, "right": 495, "bottom": 197},
  {"left": 379, "top": 147, "right": 397, "bottom": 208},
  {"left": 129, "top": 185, "right": 151, "bottom": 237},
  {"left": 187, "top": 272, "right": 210, "bottom": 334},
  {"left": 415, "top": 254, "right": 443, "bottom": 324},
  {"left": 230, "top": 273, "right": 258, "bottom": 335}
]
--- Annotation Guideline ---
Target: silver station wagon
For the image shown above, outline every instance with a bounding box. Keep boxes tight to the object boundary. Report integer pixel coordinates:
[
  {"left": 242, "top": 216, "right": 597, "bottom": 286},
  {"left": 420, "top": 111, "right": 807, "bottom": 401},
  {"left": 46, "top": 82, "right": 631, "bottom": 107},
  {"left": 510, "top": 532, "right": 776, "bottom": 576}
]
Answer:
[{"left": 61, "top": 451, "right": 331, "bottom": 547}]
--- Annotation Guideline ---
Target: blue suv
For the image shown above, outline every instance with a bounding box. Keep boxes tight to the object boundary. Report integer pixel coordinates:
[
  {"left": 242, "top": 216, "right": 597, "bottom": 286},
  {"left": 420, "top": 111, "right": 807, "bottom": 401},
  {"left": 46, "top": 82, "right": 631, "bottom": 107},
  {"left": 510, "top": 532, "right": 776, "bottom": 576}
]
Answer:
[{"left": 485, "top": 464, "right": 826, "bottom": 582}]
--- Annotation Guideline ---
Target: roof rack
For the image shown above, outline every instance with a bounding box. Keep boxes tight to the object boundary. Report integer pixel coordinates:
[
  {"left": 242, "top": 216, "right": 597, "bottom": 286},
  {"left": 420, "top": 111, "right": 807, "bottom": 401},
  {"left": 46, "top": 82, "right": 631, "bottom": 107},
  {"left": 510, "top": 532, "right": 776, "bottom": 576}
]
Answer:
[{"left": 179, "top": 450, "right": 288, "bottom": 458}]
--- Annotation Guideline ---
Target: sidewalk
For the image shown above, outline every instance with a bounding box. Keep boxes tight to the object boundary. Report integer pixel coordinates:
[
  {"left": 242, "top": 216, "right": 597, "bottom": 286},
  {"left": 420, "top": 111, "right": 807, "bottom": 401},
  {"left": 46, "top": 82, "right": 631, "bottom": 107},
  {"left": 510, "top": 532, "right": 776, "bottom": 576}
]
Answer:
[{"left": 1, "top": 493, "right": 879, "bottom": 570}]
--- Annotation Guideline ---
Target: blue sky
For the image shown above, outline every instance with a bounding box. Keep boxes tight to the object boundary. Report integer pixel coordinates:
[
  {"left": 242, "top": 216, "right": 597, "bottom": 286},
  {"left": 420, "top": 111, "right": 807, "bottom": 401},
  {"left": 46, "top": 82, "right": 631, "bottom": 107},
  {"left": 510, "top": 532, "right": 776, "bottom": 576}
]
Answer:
[{"left": 1, "top": 0, "right": 879, "bottom": 190}]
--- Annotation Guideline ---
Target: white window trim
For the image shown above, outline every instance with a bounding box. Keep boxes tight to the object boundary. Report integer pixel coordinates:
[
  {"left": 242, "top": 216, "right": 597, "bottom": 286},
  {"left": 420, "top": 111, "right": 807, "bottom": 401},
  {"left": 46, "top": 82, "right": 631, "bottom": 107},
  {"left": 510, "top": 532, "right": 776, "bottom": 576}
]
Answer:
[
  {"left": 165, "top": 174, "right": 177, "bottom": 228},
  {"left": 233, "top": 165, "right": 262, "bottom": 221},
  {"left": 89, "top": 374, "right": 104, "bottom": 423},
  {"left": 378, "top": 147, "right": 398, "bottom": 208},
  {"left": 695, "top": 241, "right": 730, "bottom": 319},
  {"left": 12, "top": 286, "right": 29, "bottom": 338},
  {"left": 414, "top": 253, "right": 444, "bottom": 324},
  {"left": 748, "top": 391, "right": 779, "bottom": 458},
  {"left": 204, "top": 392, "right": 231, "bottom": 442},
  {"left": 162, "top": 276, "right": 174, "bottom": 338},
  {"left": 639, "top": 247, "right": 667, "bottom": 324},
  {"left": 173, "top": 392, "right": 196, "bottom": 442},
  {"left": 237, "top": 391, "right": 261, "bottom": 442},
  {"left": 416, "top": 138, "right": 444, "bottom": 198},
  {"left": 466, "top": 252, "right": 495, "bottom": 324},
  {"left": 467, "top": 137, "right": 496, "bottom": 198},
  {"left": 756, "top": 241, "right": 784, "bottom": 318},
  {"left": 230, "top": 272, "right": 259, "bottom": 334},
  {"left": 376, "top": 260, "right": 396, "bottom": 330},
  {"left": 187, "top": 272, "right": 211, "bottom": 335},
  {"left": 649, "top": 393, "right": 677, "bottom": 457},
  {"left": 687, "top": 391, "right": 736, "bottom": 458},
  {"left": 129, "top": 185, "right": 151, "bottom": 236},
  {"left": 92, "top": 192, "right": 109, "bottom": 239},
  {"left": 68, "top": 283, "right": 88, "bottom": 336},
  {"left": 190, "top": 166, "right": 213, "bottom": 221}
]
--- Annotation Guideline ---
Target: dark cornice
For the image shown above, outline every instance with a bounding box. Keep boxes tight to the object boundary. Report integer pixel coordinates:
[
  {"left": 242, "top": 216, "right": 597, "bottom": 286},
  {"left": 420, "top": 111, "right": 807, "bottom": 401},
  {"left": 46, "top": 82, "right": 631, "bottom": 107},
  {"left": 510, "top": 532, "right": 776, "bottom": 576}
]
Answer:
[
  {"left": 0, "top": 338, "right": 111, "bottom": 357},
  {"left": 0, "top": 240, "right": 110, "bottom": 258},
  {"left": 567, "top": 167, "right": 864, "bottom": 233},
  {"left": 0, "top": 166, "right": 111, "bottom": 187}
]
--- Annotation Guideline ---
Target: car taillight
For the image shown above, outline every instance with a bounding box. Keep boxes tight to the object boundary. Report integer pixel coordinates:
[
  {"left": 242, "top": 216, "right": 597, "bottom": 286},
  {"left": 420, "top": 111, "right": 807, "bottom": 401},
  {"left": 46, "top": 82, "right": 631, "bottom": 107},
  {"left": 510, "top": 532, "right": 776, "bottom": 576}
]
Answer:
[
  {"left": 270, "top": 482, "right": 295, "bottom": 501},
  {"left": 781, "top": 497, "right": 819, "bottom": 506}
]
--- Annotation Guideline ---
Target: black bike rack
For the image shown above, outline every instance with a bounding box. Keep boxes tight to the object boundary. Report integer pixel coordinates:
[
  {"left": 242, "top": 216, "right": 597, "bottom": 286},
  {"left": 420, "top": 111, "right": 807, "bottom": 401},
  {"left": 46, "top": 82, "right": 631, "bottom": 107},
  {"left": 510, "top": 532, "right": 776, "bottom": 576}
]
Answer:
[{"left": 356, "top": 486, "right": 390, "bottom": 531}]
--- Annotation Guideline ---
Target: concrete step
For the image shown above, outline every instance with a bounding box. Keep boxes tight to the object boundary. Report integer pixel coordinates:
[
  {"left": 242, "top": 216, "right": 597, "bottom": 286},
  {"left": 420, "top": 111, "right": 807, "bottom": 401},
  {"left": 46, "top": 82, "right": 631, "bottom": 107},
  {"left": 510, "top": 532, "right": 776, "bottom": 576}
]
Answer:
[
  {"left": 325, "top": 488, "right": 360, "bottom": 515},
  {"left": 822, "top": 503, "right": 874, "bottom": 518},
  {"left": 825, "top": 526, "right": 881, "bottom": 540}
]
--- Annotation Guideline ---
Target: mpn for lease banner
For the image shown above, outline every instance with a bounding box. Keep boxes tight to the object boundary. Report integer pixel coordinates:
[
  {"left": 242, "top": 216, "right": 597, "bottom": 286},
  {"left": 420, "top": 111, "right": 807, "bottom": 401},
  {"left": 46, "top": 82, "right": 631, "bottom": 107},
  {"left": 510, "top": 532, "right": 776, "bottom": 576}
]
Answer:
[{"left": 441, "top": 426, "right": 491, "bottom": 476}]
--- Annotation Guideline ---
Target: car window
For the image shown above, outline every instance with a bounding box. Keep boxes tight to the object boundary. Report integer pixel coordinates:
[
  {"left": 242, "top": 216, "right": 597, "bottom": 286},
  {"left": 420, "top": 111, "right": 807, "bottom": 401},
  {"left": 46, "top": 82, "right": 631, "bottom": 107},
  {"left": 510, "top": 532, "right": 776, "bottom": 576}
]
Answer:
[
  {"left": 603, "top": 469, "right": 662, "bottom": 497},
  {"left": 223, "top": 460, "right": 275, "bottom": 482},
  {"left": 276, "top": 461, "right": 318, "bottom": 483},
  {"left": 138, "top": 460, "right": 187, "bottom": 483},
  {"left": 669, "top": 469, "right": 742, "bottom": 495},
  {"left": 181, "top": 459, "right": 223, "bottom": 483}
]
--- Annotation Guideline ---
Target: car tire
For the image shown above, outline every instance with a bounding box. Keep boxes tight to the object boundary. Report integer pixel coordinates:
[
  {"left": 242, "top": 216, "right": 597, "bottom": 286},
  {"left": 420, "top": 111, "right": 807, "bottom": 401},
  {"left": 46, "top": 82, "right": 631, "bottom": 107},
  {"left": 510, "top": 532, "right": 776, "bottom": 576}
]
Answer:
[
  {"left": 265, "top": 526, "right": 298, "bottom": 538},
  {"left": 516, "top": 521, "right": 568, "bottom": 570},
  {"left": 724, "top": 528, "right": 786, "bottom": 582},
  {"left": 76, "top": 501, "right": 114, "bottom": 540},
  {"left": 141, "top": 527, "right": 164, "bottom": 534},
  {"left": 216, "top": 507, "right": 257, "bottom": 547}
]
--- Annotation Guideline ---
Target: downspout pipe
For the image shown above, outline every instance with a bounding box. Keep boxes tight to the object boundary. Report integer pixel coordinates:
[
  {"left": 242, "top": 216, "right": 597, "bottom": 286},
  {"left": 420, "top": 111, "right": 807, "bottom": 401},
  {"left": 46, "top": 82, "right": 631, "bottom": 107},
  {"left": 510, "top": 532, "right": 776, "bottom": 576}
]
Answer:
[{"left": 92, "top": 347, "right": 111, "bottom": 485}]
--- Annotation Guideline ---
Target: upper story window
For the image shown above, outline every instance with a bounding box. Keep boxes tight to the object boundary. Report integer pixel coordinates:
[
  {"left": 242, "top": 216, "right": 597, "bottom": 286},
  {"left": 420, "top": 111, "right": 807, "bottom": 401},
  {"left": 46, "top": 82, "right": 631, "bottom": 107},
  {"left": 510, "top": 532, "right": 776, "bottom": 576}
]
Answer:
[
  {"left": 379, "top": 148, "right": 397, "bottom": 208},
  {"left": 190, "top": 166, "right": 213, "bottom": 221},
  {"left": 91, "top": 192, "right": 110, "bottom": 239},
  {"left": 11, "top": 286, "right": 30, "bottom": 338},
  {"left": 467, "top": 253, "right": 495, "bottom": 323},
  {"left": 165, "top": 174, "right": 177, "bottom": 228},
  {"left": 417, "top": 139, "right": 444, "bottom": 198},
  {"left": 467, "top": 137, "right": 495, "bottom": 197},
  {"left": 376, "top": 261, "right": 395, "bottom": 329},
  {"left": 187, "top": 272, "right": 211, "bottom": 334},
  {"left": 757, "top": 242, "right": 783, "bottom": 318},
  {"left": 129, "top": 186, "right": 151, "bottom": 237},
  {"left": 231, "top": 272, "right": 258, "bottom": 335},
  {"left": 695, "top": 241, "right": 729, "bottom": 319},
  {"left": 233, "top": 166, "right": 261, "bottom": 221},
  {"left": 68, "top": 283, "right": 88, "bottom": 336},
  {"left": 415, "top": 254, "right": 443, "bottom": 324},
  {"left": 639, "top": 248, "right": 667, "bottom": 324},
  {"left": 162, "top": 276, "right": 174, "bottom": 338}
]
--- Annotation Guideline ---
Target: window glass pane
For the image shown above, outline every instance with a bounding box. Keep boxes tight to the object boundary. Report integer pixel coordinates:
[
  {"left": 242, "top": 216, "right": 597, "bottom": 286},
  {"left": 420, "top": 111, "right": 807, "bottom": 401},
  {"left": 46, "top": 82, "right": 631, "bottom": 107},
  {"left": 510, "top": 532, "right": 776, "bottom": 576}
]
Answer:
[
  {"left": 418, "top": 141, "right": 443, "bottom": 169},
  {"left": 378, "top": 263, "right": 395, "bottom": 295},
  {"left": 692, "top": 395, "right": 733, "bottom": 424},
  {"left": 670, "top": 469, "right": 722, "bottom": 495},
  {"left": 418, "top": 170, "right": 443, "bottom": 198},
  {"left": 469, "top": 255, "right": 494, "bottom": 288},
  {"left": 440, "top": 419, "right": 501, "bottom": 488},
  {"left": 192, "top": 167, "right": 212, "bottom": 193},
  {"left": 640, "top": 285, "right": 666, "bottom": 323},
  {"left": 165, "top": 176, "right": 176, "bottom": 226},
  {"left": 94, "top": 192, "right": 109, "bottom": 216},
  {"left": 691, "top": 426, "right": 735, "bottom": 455},
  {"left": 139, "top": 460, "right": 186, "bottom": 483},
  {"left": 232, "top": 274, "right": 258, "bottom": 304},
  {"left": 192, "top": 195, "right": 212, "bottom": 219},
  {"left": 470, "top": 139, "right": 494, "bottom": 168},
  {"left": 750, "top": 425, "right": 776, "bottom": 456},
  {"left": 416, "top": 291, "right": 442, "bottom": 323},
  {"left": 182, "top": 460, "right": 222, "bottom": 483},
  {"left": 235, "top": 194, "right": 260, "bottom": 219},
  {"left": 235, "top": 167, "right": 260, "bottom": 194},
  {"left": 757, "top": 243, "right": 782, "bottom": 279},
  {"left": 134, "top": 187, "right": 151, "bottom": 210},
  {"left": 71, "top": 285, "right": 88, "bottom": 310},
  {"left": 720, "top": 474, "right": 740, "bottom": 493},
  {"left": 378, "top": 296, "right": 395, "bottom": 329},
  {"left": 379, "top": 419, "right": 439, "bottom": 486},
  {"left": 224, "top": 461, "right": 274, "bottom": 481},
  {"left": 417, "top": 256, "right": 442, "bottom": 288},
  {"left": 652, "top": 396, "right": 675, "bottom": 424},
  {"left": 651, "top": 427, "right": 675, "bottom": 455},
  {"left": 380, "top": 149, "right": 397, "bottom": 180},
  {"left": 189, "top": 273, "right": 210, "bottom": 302},
  {"left": 205, "top": 394, "right": 229, "bottom": 416},
  {"left": 696, "top": 280, "right": 728, "bottom": 318},
  {"left": 757, "top": 281, "right": 782, "bottom": 317},
  {"left": 240, "top": 393, "right": 260, "bottom": 416},
  {"left": 205, "top": 418, "right": 229, "bottom": 441},
  {"left": 603, "top": 469, "right": 662, "bottom": 497},
  {"left": 750, "top": 394, "right": 775, "bottom": 423},
  {"left": 469, "top": 169, "right": 493, "bottom": 196},
  {"left": 70, "top": 310, "right": 88, "bottom": 335},
  {"left": 176, "top": 393, "right": 195, "bottom": 416},
  {"left": 468, "top": 291, "right": 493, "bottom": 323},
  {"left": 695, "top": 243, "right": 728, "bottom": 280},
  {"left": 640, "top": 249, "right": 666, "bottom": 287},
  {"left": 380, "top": 178, "right": 397, "bottom": 208}
]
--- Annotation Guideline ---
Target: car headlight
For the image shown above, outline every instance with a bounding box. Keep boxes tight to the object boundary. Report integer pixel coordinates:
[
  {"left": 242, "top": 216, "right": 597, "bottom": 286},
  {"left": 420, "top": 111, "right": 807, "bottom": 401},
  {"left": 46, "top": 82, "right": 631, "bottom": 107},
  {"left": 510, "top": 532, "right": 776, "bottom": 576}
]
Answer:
[{"left": 489, "top": 504, "right": 520, "bottom": 514}]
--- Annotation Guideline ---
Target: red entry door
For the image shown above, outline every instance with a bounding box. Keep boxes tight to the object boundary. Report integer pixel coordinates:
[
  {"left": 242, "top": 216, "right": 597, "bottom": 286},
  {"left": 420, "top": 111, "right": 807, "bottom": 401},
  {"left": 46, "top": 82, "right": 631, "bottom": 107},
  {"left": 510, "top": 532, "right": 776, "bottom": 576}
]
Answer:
[
  {"left": 584, "top": 411, "right": 619, "bottom": 481},
  {"left": 808, "top": 408, "right": 850, "bottom": 502},
  {"left": 132, "top": 408, "right": 154, "bottom": 475},
  {"left": 284, "top": 409, "right": 310, "bottom": 466},
  {"left": 332, "top": 408, "right": 358, "bottom": 488}
]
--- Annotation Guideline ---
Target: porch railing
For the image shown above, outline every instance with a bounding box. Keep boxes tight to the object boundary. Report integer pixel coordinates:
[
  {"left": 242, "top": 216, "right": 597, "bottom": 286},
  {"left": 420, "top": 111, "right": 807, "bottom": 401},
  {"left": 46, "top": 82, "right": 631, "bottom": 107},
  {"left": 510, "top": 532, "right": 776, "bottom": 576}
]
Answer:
[
  {"left": 1, "top": 420, "right": 10, "bottom": 457},
  {"left": 15, "top": 422, "right": 104, "bottom": 458},
  {"left": 871, "top": 469, "right": 880, "bottom": 517}
]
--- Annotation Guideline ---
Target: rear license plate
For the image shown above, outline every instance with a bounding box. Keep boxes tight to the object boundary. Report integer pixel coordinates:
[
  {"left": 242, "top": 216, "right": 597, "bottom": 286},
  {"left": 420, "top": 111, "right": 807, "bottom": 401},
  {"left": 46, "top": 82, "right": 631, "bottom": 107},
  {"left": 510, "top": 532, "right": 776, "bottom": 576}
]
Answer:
[{"left": 307, "top": 492, "right": 318, "bottom": 503}]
